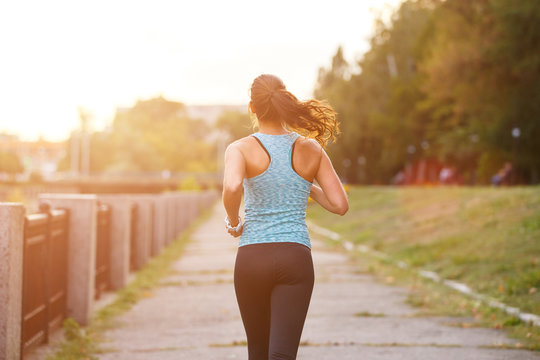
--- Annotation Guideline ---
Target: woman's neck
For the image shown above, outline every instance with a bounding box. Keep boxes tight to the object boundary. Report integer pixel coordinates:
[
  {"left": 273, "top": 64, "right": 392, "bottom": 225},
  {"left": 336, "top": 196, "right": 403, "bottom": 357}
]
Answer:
[{"left": 257, "top": 120, "right": 289, "bottom": 135}]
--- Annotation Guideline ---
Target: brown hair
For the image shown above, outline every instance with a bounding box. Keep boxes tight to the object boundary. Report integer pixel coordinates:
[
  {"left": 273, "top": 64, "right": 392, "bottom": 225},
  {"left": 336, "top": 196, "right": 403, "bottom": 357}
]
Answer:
[{"left": 249, "top": 74, "right": 339, "bottom": 147}]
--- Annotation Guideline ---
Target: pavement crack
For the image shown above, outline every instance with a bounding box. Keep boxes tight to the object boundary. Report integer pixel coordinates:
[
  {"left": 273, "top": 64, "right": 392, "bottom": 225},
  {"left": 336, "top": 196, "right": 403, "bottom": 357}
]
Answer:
[
  {"left": 159, "top": 279, "right": 233, "bottom": 287},
  {"left": 208, "top": 340, "right": 467, "bottom": 348}
]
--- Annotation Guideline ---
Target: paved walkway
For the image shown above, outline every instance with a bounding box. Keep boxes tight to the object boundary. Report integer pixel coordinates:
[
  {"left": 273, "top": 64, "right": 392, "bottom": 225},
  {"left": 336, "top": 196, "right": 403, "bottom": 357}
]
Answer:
[{"left": 97, "top": 202, "right": 539, "bottom": 359}]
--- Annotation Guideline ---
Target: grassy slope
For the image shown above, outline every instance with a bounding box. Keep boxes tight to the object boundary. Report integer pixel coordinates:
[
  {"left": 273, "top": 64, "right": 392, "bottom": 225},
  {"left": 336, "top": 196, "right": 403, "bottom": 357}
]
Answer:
[{"left": 306, "top": 186, "right": 540, "bottom": 315}]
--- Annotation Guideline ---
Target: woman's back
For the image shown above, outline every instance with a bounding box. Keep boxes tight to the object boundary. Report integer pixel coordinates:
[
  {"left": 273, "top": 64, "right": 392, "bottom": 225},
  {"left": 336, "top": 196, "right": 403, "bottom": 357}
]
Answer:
[
  {"left": 236, "top": 132, "right": 322, "bottom": 182},
  {"left": 236, "top": 131, "right": 321, "bottom": 248}
]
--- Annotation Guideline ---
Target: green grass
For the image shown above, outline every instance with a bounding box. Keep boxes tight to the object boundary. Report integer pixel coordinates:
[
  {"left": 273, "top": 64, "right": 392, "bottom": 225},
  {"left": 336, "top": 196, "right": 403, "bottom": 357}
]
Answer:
[
  {"left": 307, "top": 186, "right": 540, "bottom": 350},
  {"left": 45, "top": 204, "right": 216, "bottom": 360},
  {"left": 362, "top": 253, "right": 540, "bottom": 350},
  {"left": 354, "top": 311, "right": 386, "bottom": 317}
]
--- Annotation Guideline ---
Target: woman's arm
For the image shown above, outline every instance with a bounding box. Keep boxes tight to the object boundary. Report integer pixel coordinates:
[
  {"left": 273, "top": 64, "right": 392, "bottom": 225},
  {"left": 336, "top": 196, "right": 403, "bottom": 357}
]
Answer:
[
  {"left": 310, "top": 148, "right": 348, "bottom": 215},
  {"left": 222, "top": 142, "right": 245, "bottom": 236}
]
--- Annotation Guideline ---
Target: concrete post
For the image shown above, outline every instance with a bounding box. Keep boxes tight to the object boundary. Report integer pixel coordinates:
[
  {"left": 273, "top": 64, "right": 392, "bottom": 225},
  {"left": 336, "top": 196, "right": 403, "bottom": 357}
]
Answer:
[
  {"left": 207, "top": 190, "right": 218, "bottom": 209},
  {"left": 152, "top": 196, "right": 167, "bottom": 256},
  {"left": 38, "top": 194, "right": 97, "bottom": 326},
  {"left": 0, "top": 203, "right": 25, "bottom": 360},
  {"left": 178, "top": 192, "right": 193, "bottom": 232},
  {"left": 174, "top": 193, "right": 185, "bottom": 236},
  {"left": 186, "top": 191, "right": 200, "bottom": 225},
  {"left": 198, "top": 191, "right": 206, "bottom": 211},
  {"left": 187, "top": 192, "right": 199, "bottom": 225},
  {"left": 96, "top": 195, "right": 132, "bottom": 290},
  {"left": 204, "top": 190, "right": 215, "bottom": 209},
  {"left": 193, "top": 192, "right": 201, "bottom": 220},
  {"left": 166, "top": 194, "right": 176, "bottom": 245},
  {"left": 129, "top": 195, "right": 154, "bottom": 269},
  {"left": 206, "top": 190, "right": 218, "bottom": 209},
  {"left": 200, "top": 192, "right": 206, "bottom": 209}
]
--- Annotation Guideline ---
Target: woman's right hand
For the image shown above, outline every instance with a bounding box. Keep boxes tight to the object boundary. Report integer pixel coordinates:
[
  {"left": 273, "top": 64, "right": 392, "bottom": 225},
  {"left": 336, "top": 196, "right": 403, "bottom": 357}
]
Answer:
[{"left": 227, "top": 223, "right": 243, "bottom": 237}]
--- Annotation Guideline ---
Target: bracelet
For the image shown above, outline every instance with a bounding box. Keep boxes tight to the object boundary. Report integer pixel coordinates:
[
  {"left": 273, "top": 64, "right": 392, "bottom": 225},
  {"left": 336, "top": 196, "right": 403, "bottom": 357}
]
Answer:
[{"left": 224, "top": 216, "right": 242, "bottom": 232}]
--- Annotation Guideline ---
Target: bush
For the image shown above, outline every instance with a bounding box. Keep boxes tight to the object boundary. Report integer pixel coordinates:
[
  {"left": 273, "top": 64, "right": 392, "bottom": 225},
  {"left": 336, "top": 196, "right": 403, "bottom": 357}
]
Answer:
[
  {"left": 177, "top": 176, "right": 201, "bottom": 191},
  {"left": 46, "top": 318, "right": 98, "bottom": 360}
]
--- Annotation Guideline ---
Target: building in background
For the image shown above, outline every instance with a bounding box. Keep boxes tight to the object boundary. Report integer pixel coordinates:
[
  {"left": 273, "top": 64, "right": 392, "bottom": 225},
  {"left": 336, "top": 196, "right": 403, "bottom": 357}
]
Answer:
[{"left": 0, "top": 133, "right": 66, "bottom": 181}]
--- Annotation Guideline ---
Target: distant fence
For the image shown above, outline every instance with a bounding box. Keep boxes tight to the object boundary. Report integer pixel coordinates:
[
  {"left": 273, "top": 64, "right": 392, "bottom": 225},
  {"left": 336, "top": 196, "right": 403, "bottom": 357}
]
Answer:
[{"left": 0, "top": 190, "right": 219, "bottom": 360}]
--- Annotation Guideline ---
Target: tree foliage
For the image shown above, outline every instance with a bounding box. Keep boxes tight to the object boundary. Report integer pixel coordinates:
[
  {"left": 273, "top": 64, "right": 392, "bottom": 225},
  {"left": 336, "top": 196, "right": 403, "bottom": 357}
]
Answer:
[
  {"left": 316, "top": 0, "right": 540, "bottom": 184},
  {"left": 62, "top": 96, "right": 216, "bottom": 174},
  {"left": 215, "top": 110, "right": 252, "bottom": 142},
  {"left": 0, "top": 151, "right": 24, "bottom": 176}
]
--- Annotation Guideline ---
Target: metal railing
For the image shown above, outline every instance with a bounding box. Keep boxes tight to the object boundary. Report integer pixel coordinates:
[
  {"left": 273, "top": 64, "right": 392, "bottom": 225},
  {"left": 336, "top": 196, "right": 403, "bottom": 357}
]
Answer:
[
  {"left": 21, "top": 203, "right": 69, "bottom": 357},
  {"left": 95, "top": 203, "right": 111, "bottom": 300},
  {"left": 12, "top": 190, "right": 218, "bottom": 359}
]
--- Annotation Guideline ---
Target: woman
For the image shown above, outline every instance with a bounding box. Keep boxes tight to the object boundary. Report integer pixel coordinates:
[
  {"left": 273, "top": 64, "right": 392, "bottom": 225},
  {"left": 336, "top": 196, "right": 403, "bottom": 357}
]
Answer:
[{"left": 222, "top": 74, "right": 348, "bottom": 360}]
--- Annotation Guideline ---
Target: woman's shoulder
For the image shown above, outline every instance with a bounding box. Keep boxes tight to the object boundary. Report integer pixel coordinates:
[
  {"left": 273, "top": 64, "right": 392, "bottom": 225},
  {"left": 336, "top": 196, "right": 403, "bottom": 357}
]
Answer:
[
  {"left": 294, "top": 135, "right": 322, "bottom": 154},
  {"left": 228, "top": 134, "right": 255, "bottom": 146},
  {"left": 226, "top": 135, "right": 259, "bottom": 156}
]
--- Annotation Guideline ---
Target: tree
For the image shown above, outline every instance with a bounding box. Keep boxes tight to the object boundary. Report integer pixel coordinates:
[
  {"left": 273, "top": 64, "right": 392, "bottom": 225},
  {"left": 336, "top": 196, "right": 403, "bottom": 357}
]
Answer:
[
  {"left": 108, "top": 96, "right": 215, "bottom": 173},
  {"left": 215, "top": 110, "right": 252, "bottom": 141},
  {"left": 0, "top": 151, "right": 24, "bottom": 179},
  {"left": 316, "top": 1, "right": 434, "bottom": 183},
  {"left": 421, "top": 0, "right": 540, "bottom": 182},
  {"left": 58, "top": 96, "right": 217, "bottom": 174},
  {"left": 315, "top": 0, "right": 540, "bottom": 184}
]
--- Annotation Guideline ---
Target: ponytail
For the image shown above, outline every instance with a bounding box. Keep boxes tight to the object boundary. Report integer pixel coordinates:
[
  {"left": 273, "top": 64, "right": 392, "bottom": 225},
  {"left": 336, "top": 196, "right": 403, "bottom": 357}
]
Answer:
[{"left": 250, "top": 74, "right": 339, "bottom": 147}]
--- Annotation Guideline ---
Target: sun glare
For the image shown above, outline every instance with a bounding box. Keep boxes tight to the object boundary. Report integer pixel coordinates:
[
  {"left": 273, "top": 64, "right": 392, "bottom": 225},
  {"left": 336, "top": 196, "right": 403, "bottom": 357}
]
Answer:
[{"left": 0, "top": 0, "right": 402, "bottom": 141}]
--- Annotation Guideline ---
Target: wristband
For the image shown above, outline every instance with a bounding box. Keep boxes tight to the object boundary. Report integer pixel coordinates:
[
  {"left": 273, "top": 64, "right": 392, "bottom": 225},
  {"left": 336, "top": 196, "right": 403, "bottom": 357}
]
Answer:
[{"left": 224, "top": 216, "right": 242, "bottom": 232}]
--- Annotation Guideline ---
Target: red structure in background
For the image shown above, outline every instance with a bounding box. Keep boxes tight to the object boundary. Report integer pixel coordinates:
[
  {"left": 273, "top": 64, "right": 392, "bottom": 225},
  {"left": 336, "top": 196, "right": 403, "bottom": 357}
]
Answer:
[{"left": 393, "top": 158, "right": 463, "bottom": 186}]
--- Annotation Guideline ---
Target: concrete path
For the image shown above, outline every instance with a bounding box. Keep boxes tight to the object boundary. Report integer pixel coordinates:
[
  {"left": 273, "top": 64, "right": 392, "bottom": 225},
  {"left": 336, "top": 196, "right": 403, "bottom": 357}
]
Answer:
[{"left": 97, "top": 202, "right": 539, "bottom": 359}]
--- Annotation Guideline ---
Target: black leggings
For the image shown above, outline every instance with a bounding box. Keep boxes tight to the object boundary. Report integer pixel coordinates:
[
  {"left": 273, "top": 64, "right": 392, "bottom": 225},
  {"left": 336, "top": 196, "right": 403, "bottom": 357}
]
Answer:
[{"left": 234, "top": 242, "right": 314, "bottom": 360}]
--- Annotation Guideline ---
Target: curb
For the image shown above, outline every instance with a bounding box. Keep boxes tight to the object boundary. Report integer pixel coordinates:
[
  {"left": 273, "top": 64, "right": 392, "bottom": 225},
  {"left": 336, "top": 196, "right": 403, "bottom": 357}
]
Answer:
[{"left": 306, "top": 220, "right": 540, "bottom": 328}]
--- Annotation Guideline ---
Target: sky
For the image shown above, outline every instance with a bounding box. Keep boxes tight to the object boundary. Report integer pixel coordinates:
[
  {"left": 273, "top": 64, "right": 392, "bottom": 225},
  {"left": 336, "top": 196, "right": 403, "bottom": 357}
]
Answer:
[{"left": 0, "top": 0, "right": 403, "bottom": 141}]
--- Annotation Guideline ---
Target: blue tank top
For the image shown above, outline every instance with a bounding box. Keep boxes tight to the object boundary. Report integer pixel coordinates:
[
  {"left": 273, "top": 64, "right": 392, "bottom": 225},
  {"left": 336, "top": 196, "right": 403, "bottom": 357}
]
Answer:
[{"left": 239, "top": 131, "right": 312, "bottom": 249}]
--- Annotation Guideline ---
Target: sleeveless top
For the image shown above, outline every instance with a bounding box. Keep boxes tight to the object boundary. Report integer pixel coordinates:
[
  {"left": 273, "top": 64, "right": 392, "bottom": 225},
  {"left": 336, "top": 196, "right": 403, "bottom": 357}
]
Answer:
[{"left": 239, "top": 131, "right": 312, "bottom": 249}]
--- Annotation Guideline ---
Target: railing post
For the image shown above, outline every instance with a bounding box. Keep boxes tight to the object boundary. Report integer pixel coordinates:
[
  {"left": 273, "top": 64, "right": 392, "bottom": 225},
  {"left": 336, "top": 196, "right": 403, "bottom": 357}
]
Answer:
[
  {"left": 152, "top": 195, "right": 167, "bottom": 256},
  {"left": 185, "top": 192, "right": 197, "bottom": 226},
  {"left": 38, "top": 202, "right": 52, "bottom": 345},
  {"left": 166, "top": 194, "right": 176, "bottom": 244},
  {"left": 57, "top": 207, "right": 70, "bottom": 328},
  {"left": 94, "top": 201, "right": 111, "bottom": 300},
  {"left": 128, "top": 195, "right": 154, "bottom": 269},
  {"left": 0, "top": 203, "right": 25, "bottom": 360},
  {"left": 174, "top": 193, "right": 183, "bottom": 237},
  {"left": 174, "top": 192, "right": 189, "bottom": 235},
  {"left": 37, "top": 194, "right": 97, "bottom": 326},
  {"left": 96, "top": 195, "right": 132, "bottom": 290}
]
